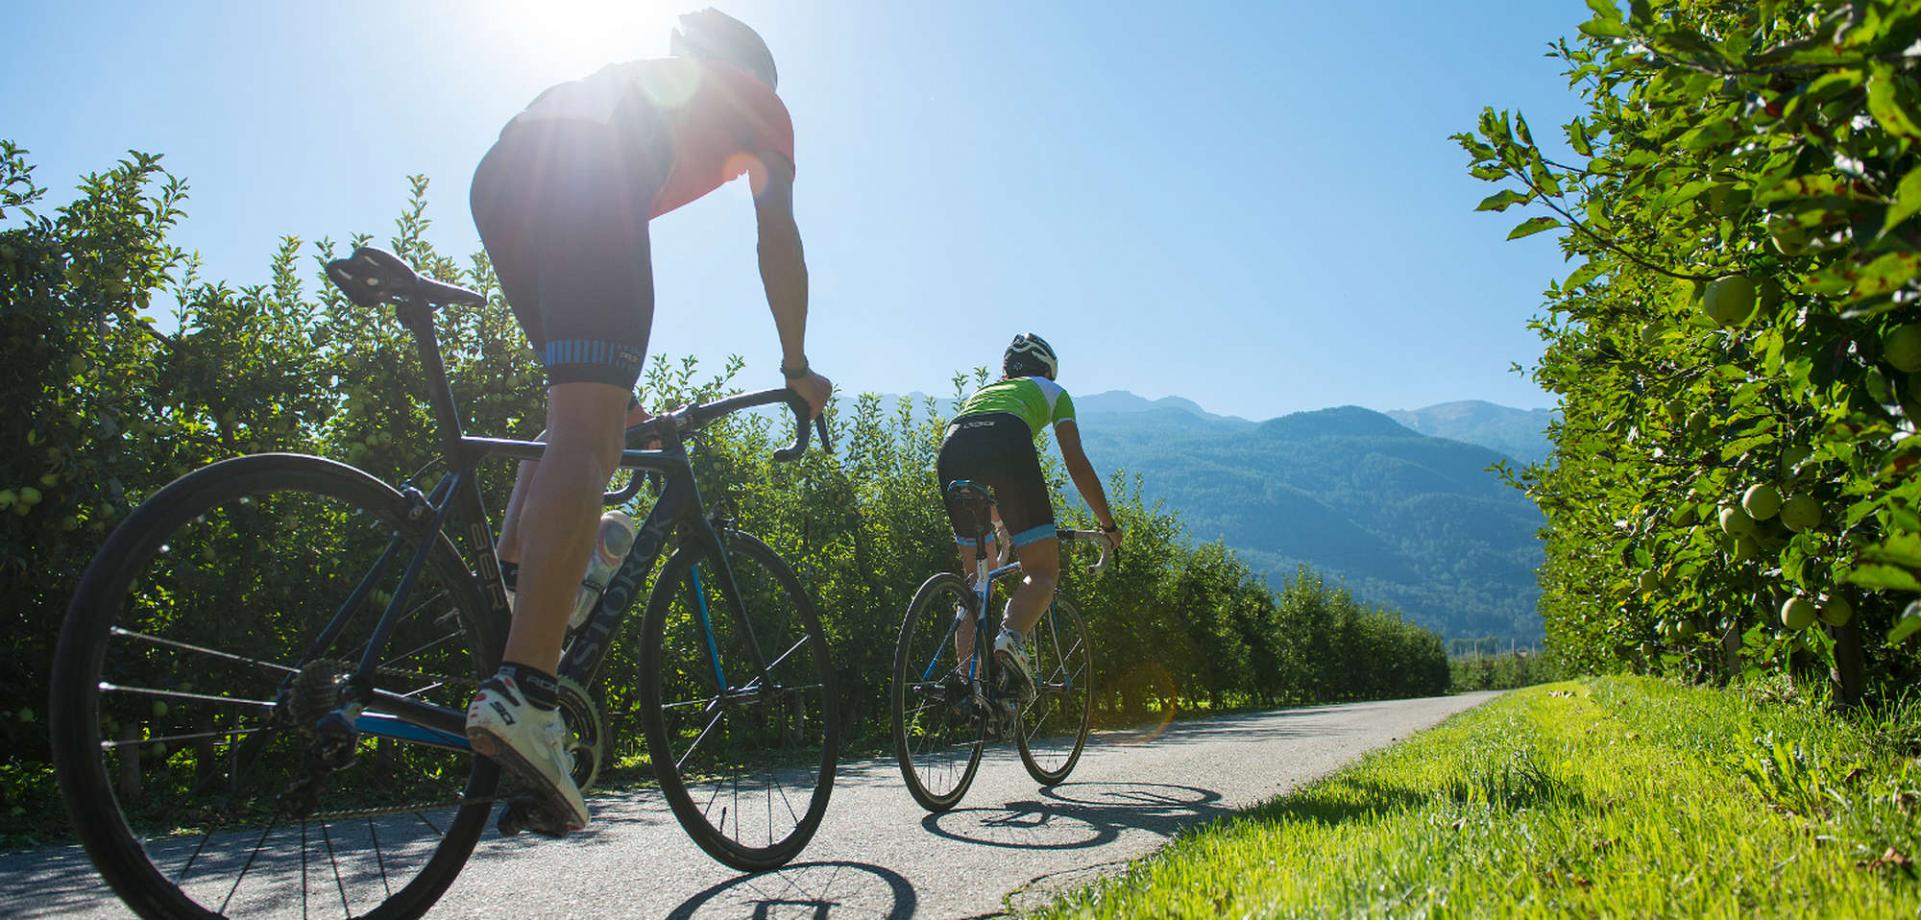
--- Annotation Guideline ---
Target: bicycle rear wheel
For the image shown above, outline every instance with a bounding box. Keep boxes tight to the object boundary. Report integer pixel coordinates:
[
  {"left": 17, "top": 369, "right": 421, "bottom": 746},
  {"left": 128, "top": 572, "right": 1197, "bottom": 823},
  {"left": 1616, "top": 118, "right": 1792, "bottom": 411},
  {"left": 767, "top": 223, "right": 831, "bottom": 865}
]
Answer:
[
  {"left": 1016, "top": 596, "right": 1093, "bottom": 785},
  {"left": 638, "top": 529, "right": 837, "bottom": 872},
  {"left": 891, "top": 572, "right": 988, "bottom": 813},
  {"left": 49, "top": 453, "right": 501, "bottom": 919}
]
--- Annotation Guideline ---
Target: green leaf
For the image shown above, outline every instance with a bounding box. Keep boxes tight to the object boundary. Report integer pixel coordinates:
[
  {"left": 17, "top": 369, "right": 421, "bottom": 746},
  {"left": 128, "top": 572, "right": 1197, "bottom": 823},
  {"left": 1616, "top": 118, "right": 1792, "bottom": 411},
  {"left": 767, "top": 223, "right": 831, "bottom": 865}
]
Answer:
[
  {"left": 1845, "top": 564, "right": 1921, "bottom": 593},
  {"left": 1477, "top": 190, "right": 1532, "bottom": 212},
  {"left": 1721, "top": 433, "right": 1775, "bottom": 461},
  {"left": 1565, "top": 261, "right": 1604, "bottom": 290},
  {"left": 1508, "top": 216, "right": 1562, "bottom": 240},
  {"left": 1884, "top": 165, "right": 1921, "bottom": 235},
  {"left": 1863, "top": 533, "right": 1921, "bottom": 570},
  {"left": 1891, "top": 603, "right": 1921, "bottom": 645},
  {"left": 1566, "top": 119, "right": 1593, "bottom": 157},
  {"left": 1866, "top": 64, "right": 1921, "bottom": 142},
  {"left": 1580, "top": 17, "right": 1631, "bottom": 39}
]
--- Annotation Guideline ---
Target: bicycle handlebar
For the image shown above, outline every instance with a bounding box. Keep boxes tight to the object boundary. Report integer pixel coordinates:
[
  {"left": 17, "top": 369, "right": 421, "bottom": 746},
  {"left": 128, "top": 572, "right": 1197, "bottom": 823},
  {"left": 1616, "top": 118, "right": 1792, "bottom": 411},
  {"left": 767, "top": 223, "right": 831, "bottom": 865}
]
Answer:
[{"left": 603, "top": 387, "right": 832, "bottom": 506}]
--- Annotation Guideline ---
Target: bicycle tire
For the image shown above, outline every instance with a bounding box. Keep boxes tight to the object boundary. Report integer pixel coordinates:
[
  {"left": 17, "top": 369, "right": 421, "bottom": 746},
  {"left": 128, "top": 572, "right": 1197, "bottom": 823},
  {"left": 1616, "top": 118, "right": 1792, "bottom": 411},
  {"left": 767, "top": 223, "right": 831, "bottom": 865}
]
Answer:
[
  {"left": 1015, "top": 596, "right": 1093, "bottom": 786},
  {"left": 50, "top": 453, "right": 502, "bottom": 920},
  {"left": 891, "top": 572, "right": 988, "bottom": 813},
  {"left": 637, "top": 529, "right": 837, "bottom": 872}
]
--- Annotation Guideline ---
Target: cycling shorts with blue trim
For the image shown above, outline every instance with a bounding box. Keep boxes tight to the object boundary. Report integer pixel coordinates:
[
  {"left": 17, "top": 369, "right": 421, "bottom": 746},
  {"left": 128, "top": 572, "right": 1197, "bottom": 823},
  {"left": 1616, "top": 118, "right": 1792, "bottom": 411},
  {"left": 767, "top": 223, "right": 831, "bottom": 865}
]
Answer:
[
  {"left": 937, "top": 412, "right": 1055, "bottom": 549},
  {"left": 471, "top": 114, "right": 670, "bottom": 389}
]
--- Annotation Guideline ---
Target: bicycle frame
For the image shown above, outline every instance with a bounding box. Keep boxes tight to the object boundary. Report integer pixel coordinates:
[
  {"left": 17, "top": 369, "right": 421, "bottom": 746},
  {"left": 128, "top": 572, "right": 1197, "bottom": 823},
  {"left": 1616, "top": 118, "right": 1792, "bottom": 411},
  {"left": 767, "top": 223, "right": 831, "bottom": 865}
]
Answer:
[
  {"left": 922, "top": 550, "right": 1023, "bottom": 688},
  {"left": 312, "top": 301, "right": 768, "bottom": 753},
  {"left": 917, "top": 524, "right": 1108, "bottom": 695}
]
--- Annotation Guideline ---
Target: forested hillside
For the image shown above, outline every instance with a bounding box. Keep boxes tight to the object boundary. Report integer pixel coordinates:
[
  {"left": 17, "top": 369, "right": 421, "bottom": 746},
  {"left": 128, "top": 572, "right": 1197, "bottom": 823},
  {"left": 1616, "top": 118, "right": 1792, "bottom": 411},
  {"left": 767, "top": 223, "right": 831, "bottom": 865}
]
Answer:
[{"left": 1073, "top": 401, "right": 1546, "bottom": 641}]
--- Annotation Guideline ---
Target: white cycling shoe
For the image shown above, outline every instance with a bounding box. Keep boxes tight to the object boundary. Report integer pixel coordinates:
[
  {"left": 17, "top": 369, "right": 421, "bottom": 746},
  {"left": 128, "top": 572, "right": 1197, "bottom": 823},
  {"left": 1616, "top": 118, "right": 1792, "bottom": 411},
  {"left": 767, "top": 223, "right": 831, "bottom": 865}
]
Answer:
[
  {"left": 993, "top": 627, "right": 1039, "bottom": 705},
  {"left": 466, "top": 675, "right": 589, "bottom": 835}
]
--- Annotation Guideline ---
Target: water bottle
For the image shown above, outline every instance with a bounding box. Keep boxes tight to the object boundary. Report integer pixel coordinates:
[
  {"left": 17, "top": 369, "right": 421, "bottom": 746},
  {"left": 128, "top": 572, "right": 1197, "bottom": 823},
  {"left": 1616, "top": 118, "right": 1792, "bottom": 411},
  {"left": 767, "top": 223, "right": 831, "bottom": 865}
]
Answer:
[{"left": 571, "top": 510, "right": 636, "bottom": 630}]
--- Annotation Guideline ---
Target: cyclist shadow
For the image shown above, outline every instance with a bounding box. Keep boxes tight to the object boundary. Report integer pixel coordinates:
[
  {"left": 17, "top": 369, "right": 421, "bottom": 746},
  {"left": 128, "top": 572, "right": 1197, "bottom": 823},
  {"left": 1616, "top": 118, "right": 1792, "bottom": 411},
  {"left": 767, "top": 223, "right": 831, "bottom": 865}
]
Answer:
[
  {"left": 665, "top": 860, "right": 917, "bottom": 920},
  {"left": 919, "top": 780, "right": 1227, "bottom": 853}
]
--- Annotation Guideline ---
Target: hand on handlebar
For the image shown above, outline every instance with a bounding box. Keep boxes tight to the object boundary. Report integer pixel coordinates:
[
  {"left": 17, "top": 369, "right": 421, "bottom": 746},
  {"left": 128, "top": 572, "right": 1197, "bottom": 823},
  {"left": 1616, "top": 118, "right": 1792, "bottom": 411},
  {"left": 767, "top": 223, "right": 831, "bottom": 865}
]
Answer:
[
  {"left": 786, "top": 369, "right": 833, "bottom": 420},
  {"left": 624, "top": 402, "right": 660, "bottom": 450},
  {"left": 1100, "top": 524, "right": 1124, "bottom": 552}
]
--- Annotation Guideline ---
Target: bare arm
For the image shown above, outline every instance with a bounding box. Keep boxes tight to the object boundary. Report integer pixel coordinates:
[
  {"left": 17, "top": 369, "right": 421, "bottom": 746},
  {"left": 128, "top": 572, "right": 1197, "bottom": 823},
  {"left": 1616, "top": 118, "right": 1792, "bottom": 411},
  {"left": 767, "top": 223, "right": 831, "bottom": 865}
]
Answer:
[
  {"left": 749, "top": 152, "right": 830, "bottom": 416},
  {"left": 1054, "top": 420, "right": 1120, "bottom": 544}
]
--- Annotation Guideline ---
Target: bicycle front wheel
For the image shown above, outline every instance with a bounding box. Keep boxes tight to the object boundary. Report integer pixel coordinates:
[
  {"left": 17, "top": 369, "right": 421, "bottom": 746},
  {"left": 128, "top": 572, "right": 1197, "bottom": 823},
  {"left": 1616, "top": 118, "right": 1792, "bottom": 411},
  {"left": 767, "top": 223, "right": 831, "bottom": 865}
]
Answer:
[
  {"left": 891, "top": 572, "right": 988, "bottom": 813},
  {"left": 1016, "top": 596, "right": 1093, "bottom": 786},
  {"left": 638, "top": 529, "right": 837, "bottom": 872},
  {"left": 49, "top": 453, "right": 501, "bottom": 920}
]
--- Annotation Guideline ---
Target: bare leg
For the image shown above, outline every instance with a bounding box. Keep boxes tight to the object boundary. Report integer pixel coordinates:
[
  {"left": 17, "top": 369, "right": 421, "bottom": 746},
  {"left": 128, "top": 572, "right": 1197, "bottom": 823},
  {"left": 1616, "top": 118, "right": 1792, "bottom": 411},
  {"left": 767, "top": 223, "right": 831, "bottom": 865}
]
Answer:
[
  {"left": 499, "top": 401, "right": 648, "bottom": 567},
  {"left": 1002, "top": 538, "right": 1060, "bottom": 636},
  {"left": 501, "top": 383, "right": 629, "bottom": 671},
  {"left": 951, "top": 534, "right": 998, "bottom": 668}
]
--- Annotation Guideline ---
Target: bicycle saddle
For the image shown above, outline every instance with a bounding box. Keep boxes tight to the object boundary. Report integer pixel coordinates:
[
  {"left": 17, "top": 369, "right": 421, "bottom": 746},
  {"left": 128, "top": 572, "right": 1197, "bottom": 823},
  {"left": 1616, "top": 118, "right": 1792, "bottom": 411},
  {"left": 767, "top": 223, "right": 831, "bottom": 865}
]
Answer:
[
  {"left": 945, "top": 480, "right": 995, "bottom": 511},
  {"left": 325, "top": 246, "right": 485, "bottom": 310}
]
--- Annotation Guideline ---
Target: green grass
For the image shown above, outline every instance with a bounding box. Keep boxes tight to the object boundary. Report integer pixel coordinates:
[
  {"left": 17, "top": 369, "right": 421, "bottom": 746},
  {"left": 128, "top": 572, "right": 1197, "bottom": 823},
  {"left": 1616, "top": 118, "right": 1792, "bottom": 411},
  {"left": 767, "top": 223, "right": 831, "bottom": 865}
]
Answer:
[{"left": 1032, "top": 677, "right": 1921, "bottom": 918}]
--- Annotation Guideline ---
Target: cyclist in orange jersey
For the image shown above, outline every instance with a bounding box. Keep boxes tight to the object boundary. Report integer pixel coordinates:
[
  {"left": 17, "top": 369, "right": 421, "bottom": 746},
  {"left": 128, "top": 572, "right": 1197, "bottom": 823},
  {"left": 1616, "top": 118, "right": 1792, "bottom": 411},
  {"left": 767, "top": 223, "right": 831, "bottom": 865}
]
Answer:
[{"left": 464, "top": 8, "right": 829, "bottom": 835}]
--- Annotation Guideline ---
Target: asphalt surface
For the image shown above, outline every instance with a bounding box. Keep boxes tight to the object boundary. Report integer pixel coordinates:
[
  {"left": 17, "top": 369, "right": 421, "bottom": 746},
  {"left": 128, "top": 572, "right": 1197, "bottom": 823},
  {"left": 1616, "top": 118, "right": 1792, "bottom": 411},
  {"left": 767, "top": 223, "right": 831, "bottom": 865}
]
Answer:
[{"left": 2, "top": 691, "right": 1500, "bottom": 919}]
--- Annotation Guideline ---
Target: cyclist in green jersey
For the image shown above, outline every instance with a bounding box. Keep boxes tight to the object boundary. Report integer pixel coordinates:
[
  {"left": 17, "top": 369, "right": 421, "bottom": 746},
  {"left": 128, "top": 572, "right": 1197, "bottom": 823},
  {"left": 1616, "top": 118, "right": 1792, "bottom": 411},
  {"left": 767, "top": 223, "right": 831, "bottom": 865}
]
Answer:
[{"left": 937, "top": 333, "right": 1122, "bottom": 700}]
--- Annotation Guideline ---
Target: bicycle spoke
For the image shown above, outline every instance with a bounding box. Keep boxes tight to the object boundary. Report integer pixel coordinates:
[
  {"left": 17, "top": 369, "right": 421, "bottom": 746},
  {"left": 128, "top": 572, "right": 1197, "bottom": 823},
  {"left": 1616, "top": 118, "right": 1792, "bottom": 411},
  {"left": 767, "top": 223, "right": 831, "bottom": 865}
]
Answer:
[
  {"left": 675, "top": 706, "right": 728, "bottom": 773},
  {"left": 758, "top": 635, "right": 809, "bottom": 677},
  {"left": 218, "top": 819, "right": 279, "bottom": 916},
  {"left": 102, "top": 722, "right": 271, "bottom": 750},
  {"left": 320, "top": 821, "right": 351, "bottom": 918},
  {"left": 174, "top": 824, "right": 218, "bottom": 885},
  {"left": 379, "top": 629, "right": 463, "bottom": 672},
  {"left": 660, "top": 693, "right": 723, "bottom": 711},
  {"left": 110, "top": 627, "right": 298, "bottom": 675},
  {"left": 368, "top": 818, "right": 391, "bottom": 899},
  {"left": 98, "top": 683, "right": 278, "bottom": 709}
]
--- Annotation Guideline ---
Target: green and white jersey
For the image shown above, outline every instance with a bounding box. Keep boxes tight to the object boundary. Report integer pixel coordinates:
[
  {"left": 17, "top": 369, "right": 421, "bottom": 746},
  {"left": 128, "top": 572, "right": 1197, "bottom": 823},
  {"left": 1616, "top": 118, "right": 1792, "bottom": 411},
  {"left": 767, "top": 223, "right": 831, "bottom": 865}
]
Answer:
[{"left": 956, "top": 376, "right": 1076, "bottom": 436}]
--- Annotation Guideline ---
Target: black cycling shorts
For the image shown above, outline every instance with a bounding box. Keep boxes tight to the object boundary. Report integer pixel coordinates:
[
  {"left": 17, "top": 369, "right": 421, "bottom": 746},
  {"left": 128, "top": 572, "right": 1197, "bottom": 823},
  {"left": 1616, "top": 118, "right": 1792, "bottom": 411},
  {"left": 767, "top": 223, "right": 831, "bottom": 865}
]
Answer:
[
  {"left": 470, "top": 113, "right": 670, "bottom": 389},
  {"left": 936, "top": 413, "right": 1056, "bottom": 549}
]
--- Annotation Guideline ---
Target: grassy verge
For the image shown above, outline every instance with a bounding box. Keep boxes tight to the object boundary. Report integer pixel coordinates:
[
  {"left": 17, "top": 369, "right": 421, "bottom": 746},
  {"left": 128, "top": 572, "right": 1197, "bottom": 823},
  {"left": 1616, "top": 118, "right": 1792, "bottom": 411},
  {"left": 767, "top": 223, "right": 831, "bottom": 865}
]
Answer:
[{"left": 1033, "top": 676, "right": 1921, "bottom": 918}]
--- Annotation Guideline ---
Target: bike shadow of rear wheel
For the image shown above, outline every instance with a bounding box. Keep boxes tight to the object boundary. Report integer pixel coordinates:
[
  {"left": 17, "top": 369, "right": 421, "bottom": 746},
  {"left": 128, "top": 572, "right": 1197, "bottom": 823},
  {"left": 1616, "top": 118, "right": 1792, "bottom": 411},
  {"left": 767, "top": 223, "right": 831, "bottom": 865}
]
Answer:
[
  {"left": 921, "top": 780, "right": 1228, "bottom": 852},
  {"left": 665, "top": 860, "right": 918, "bottom": 920}
]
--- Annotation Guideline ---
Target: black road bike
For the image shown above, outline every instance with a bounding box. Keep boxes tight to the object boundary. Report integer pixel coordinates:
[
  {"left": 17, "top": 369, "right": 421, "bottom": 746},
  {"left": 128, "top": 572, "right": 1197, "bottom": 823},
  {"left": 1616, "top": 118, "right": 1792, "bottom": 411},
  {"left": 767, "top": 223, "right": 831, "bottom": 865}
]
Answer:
[
  {"left": 49, "top": 247, "right": 838, "bottom": 919},
  {"left": 890, "top": 481, "right": 1107, "bottom": 812}
]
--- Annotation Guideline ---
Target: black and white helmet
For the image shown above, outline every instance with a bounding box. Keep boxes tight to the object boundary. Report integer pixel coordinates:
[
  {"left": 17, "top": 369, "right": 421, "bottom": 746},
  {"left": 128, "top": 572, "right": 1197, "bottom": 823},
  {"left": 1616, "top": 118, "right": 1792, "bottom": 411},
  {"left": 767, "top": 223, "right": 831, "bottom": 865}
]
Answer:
[
  {"left": 671, "top": 7, "right": 778, "bottom": 89},
  {"left": 1003, "top": 333, "right": 1058, "bottom": 380}
]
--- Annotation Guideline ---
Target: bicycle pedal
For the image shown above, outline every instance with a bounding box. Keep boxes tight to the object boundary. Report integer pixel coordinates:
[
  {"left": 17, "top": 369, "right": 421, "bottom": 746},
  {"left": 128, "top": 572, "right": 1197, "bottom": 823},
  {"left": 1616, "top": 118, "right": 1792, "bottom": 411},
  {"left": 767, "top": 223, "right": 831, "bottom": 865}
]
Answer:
[{"left": 497, "top": 795, "right": 570, "bottom": 839}]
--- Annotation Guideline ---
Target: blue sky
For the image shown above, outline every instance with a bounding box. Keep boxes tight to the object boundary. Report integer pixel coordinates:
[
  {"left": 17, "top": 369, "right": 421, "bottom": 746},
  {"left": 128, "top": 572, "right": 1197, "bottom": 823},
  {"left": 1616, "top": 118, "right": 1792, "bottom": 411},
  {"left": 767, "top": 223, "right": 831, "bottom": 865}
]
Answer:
[{"left": 4, "top": 1, "right": 1586, "bottom": 420}]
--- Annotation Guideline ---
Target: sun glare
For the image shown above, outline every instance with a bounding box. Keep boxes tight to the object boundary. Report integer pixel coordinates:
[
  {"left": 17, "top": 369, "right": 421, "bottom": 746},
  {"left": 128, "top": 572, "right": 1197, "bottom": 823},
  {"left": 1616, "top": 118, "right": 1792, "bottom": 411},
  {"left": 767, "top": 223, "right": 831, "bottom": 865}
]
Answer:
[{"left": 480, "top": 0, "right": 684, "bottom": 71}]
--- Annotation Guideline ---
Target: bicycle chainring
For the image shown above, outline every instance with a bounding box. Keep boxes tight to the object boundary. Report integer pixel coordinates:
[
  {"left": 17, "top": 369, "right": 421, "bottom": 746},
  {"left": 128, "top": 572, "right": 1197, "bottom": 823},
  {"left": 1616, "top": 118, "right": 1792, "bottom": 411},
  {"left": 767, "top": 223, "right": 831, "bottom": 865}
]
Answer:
[{"left": 556, "top": 676, "right": 607, "bottom": 792}]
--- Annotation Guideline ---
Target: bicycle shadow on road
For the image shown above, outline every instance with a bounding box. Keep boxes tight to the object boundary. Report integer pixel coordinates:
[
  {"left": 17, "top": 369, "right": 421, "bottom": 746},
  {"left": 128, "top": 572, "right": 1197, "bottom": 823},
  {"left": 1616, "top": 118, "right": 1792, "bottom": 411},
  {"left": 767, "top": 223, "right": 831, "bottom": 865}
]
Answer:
[
  {"left": 919, "top": 781, "right": 1227, "bottom": 852},
  {"left": 665, "top": 860, "right": 918, "bottom": 920}
]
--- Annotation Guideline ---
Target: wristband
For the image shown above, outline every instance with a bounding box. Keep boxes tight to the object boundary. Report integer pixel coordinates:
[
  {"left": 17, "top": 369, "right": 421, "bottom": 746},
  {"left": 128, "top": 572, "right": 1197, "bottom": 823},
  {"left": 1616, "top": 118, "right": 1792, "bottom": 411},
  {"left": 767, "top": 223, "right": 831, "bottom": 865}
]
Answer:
[
  {"left": 1101, "top": 523, "right": 1119, "bottom": 533},
  {"left": 780, "top": 359, "right": 810, "bottom": 380}
]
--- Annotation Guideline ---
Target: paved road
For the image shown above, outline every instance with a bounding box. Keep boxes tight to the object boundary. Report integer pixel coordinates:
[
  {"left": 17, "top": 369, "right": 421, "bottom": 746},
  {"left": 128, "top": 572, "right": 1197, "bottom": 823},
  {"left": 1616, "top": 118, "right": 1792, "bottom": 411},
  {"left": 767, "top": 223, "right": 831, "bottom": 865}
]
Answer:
[{"left": 2, "top": 692, "right": 1499, "bottom": 919}]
